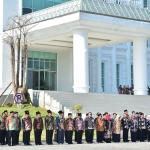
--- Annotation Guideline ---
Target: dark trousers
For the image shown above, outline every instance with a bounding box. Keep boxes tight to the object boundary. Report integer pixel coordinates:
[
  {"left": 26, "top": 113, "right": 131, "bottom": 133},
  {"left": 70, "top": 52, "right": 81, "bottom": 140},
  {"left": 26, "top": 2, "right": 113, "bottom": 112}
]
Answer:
[
  {"left": 137, "top": 129, "right": 140, "bottom": 141},
  {"left": 86, "top": 129, "right": 94, "bottom": 143},
  {"left": 34, "top": 129, "right": 42, "bottom": 145},
  {"left": 76, "top": 130, "right": 83, "bottom": 144},
  {"left": 112, "top": 133, "right": 114, "bottom": 142},
  {"left": 15, "top": 131, "right": 20, "bottom": 144},
  {"left": 46, "top": 130, "right": 53, "bottom": 144},
  {"left": 97, "top": 131, "right": 104, "bottom": 143},
  {"left": 139, "top": 129, "right": 145, "bottom": 142},
  {"left": 5, "top": 131, "right": 8, "bottom": 144},
  {"left": 123, "top": 128, "right": 128, "bottom": 142},
  {"left": 131, "top": 131, "right": 137, "bottom": 142},
  {"left": 75, "top": 130, "right": 77, "bottom": 142},
  {"left": 148, "top": 131, "right": 150, "bottom": 141},
  {"left": 114, "top": 134, "right": 120, "bottom": 142},
  {"left": 65, "top": 131, "right": 67, "bottom": 142},
  {"left": 8, "top": 130, "right": 16, "bottom": 146},
  {"left": 144, "top": 129, "right": 147, "bottom": 141},
  {"left": 66, "top": 131, "right": 73, "bottom": 144},
  {"left": 23, "top": 130, "right": 31, "bottom": 145},
  {"left": 85, "top": 130, "right": 88, "bottom": 142},
  {"left": 58, "top": 130, "right": 64, "bottom": 144},
  {"left": 0, "top": 130, "right": 6, "bottom": 144},
  {"left": 46, "top": 130, "right": 48, "bottom": 144}
]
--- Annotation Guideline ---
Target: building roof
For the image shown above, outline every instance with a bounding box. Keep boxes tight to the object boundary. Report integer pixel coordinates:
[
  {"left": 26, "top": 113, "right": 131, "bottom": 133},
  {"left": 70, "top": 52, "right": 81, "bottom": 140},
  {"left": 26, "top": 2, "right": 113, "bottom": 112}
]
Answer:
[{"left": 22, "top": 0, "right": 150, "bottom": 24}]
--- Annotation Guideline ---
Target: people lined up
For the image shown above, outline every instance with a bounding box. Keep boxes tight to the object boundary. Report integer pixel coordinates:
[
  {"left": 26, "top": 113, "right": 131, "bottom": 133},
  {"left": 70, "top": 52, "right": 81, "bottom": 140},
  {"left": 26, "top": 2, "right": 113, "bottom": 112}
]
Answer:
[
  {"left": 1, "top": 109, "right": 150, "bottom": 146},
  {"left": 118, "top": 85, "right": 133, "bottom": 95}
]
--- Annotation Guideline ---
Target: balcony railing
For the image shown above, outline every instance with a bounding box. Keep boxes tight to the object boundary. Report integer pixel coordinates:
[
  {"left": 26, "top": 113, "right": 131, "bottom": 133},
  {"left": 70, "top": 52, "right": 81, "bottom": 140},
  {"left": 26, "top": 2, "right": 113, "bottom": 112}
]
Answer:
[{"left": 21, "top": 0, "right": 150, "bottom": 25}]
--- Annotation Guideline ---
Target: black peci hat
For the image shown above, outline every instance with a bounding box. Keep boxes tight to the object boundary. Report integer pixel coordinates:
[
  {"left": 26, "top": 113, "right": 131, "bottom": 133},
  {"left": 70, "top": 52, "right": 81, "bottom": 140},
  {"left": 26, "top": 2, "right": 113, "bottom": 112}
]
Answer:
[
  {"left": 36, "top": 111, "right": 41, "bottom": 115},
  {"left": 58, "top": 110, "right": 64, "bottom": 114},
  {"left": 47, "top": 110, "right": 52, "bottom": 114},
  {"left": 14, "top": 111, "right": 18, "bottom": 114},
  {"left": 4, "top": 110, "right": 8, "bottom": 113},
  {"left": 68, "top": 113, "right": 72, "bottom": 116},
  {"left": 25, "top": 110, "right": 29, "bottom": 115},
  {"left": 10, "top": 111, "right": 14, "bottom": 114},
  {"left": 78, "top": 113, "right": 82, "bottom": 116}
]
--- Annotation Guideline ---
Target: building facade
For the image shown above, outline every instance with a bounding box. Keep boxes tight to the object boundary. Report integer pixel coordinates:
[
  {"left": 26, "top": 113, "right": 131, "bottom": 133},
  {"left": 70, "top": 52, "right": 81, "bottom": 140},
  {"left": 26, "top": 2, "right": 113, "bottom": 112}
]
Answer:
[{"left": 0, "top": 0, "right": 150, "bottom": 95}]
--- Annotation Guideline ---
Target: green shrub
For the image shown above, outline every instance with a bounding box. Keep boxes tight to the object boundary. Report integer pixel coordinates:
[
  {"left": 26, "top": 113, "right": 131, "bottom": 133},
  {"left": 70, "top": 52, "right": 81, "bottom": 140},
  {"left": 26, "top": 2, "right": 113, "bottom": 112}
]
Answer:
[{"left": 71, "top": 104, "right": 83, "bottom": 113}]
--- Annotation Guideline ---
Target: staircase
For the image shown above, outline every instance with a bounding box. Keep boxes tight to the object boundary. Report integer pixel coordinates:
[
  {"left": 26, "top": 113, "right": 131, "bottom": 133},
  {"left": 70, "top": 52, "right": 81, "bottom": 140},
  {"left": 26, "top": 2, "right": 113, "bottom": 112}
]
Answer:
[{"left": 46, "top": 91, "right": 150, "bottom": 116}]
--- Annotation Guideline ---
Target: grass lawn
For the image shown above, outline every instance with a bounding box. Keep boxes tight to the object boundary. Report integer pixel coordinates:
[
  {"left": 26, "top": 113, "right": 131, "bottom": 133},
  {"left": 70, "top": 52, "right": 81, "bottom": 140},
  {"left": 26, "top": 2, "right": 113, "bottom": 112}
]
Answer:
[{"left": 0, "top": 105, "right": 57, "bottom": 141}]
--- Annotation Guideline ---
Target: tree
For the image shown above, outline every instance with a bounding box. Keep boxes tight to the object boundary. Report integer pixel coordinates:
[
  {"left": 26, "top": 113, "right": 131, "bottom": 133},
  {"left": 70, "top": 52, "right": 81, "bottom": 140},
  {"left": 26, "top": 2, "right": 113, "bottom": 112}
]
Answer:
[
  {"left": 2, "top": 16, "right": 36, "bottom": 97},
  {"left": 71, "top": 104, "right": 83, "bottom": 113}
]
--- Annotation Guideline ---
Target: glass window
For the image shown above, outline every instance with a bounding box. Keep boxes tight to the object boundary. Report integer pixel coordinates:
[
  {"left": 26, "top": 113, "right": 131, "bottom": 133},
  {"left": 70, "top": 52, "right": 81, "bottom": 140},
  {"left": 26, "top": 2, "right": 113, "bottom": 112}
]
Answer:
[
  {"left": 45, "top": 62, "right": 50, "bottom": 69},
  {"left": 34, "top": 61, "right": 39, "bottom": 69},
  {"left": 44, "top": 0, "right": 54, "bottom": 8},
  {"left": 144, "top": 0, "right": 147, "bottom": 8},
  {"left": 40, "top": 61, "right": 44, "bottom": 69},
  {"left": 131, "top": 65, "right": 133, "bottom": 85},
  {"left": 28, "top": 60, "right": 33, "bottom": 68},
  {"left": 45, "top": 52, "right": 50, "bottom": 61},
  {"left": 23, "top": 0, "right": 32, "bottom": 8},
  {"left": 50, "top": 62, "right": 57, "bottom": 71},
  {"left": 101, "top": 63, "right": 104, "bottom": 92},
  {"left": 50, "top": 53, "right": 57, "bottom": 61},
  {"left": 54, "top": 0, "right": 62, "bottom": 5},
  {"left": 116, "top": 64, "right": 120, "bottom": 88},
  {"left": 40, "top": 52, "right": 44, "bottom": 58},
  {"left": 33, "top": 0, "right": 43, "bottom": 11}
]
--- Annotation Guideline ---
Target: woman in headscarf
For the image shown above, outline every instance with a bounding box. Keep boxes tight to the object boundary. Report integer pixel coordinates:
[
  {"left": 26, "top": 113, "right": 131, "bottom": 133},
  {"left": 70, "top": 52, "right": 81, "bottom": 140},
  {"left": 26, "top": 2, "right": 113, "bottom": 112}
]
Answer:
[
  {"left": 129, "top": 114, "right": 138, "bottom": 142},
  {"left": 146, "top": 114, "right": 150, "bottom": 142},
  {"left": 95, "top": 113, "right": 105, "bottom": 143},
  {"left": 104, "top": 114, "right": 112, "bottom": 143},
  {"left": 112, "top": 114, "right": 121, "bottom": 142}
]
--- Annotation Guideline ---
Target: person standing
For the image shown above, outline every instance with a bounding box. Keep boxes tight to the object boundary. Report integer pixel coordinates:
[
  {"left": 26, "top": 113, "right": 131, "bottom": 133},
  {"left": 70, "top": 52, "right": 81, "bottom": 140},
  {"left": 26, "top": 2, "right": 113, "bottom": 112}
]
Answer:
[
  {"left": 14, "top": 112, "right": 21, "bottom": 145},
  {"left": 146, "top": 114, "right": 150, "bottom": 142},
  {"left": 104, "top": 114, "right": 112, "bottom": 143},
  {"left": 0, "top": 112, "right": 6, "bottom": 145},
  {"left": 73, "top": 114, "right": 78, "bottom": 142},
  {"left": 84, "top": 112, "right": 95, "bottom": 144},
  {"left": 33, "top": 111, "right": 43, "bottom": 145},
  {"left": 56, "top": 110, "right": 66, "bottom": 144},
  {"left": 6, "top": 111, "right": 18, "bottom": 146},
  {"left": 139, "top": 113, "right": 146, "bottom": 142},
  {"left": 66, "top": 113, "right": 74, "bottom": 144},
  {"left": 4, "top": 110, "right": 8, "bottom": 144},
  {"left": 121, "top": 113, "right": 129, "bottom": 142},
  {"left": 22, "top": 110, "right": 32, "bottom": 146},
  {"left": 75, "top": 113, "right": 84, "bottom": 144},
  {"left": 95, "top": 113, "right": 105, "bottom": 143},
  {"left": 111, "top": 113, "right": 117, "bottom": 142},
  {"left": 84, "top": 113, "right": 88, "bottom": 142},
  {"left": 45, "top": 110, "right": 55, "bottom": 145},
  {"left": 129, "top": 115, "right": 138, "bottom": 142},
  {"left": 112, "top": 114, "right": 121, "bottom": 143},
  {"left": 135, "top": 112, "right": 140, "bottom": 141}
]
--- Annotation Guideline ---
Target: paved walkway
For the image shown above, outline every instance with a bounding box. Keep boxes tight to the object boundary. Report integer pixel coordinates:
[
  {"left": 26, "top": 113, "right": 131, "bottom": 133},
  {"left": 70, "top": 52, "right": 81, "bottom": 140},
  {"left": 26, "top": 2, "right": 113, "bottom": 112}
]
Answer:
[{"left": 2, "top": 141, "right": 150, "bottom": 150}]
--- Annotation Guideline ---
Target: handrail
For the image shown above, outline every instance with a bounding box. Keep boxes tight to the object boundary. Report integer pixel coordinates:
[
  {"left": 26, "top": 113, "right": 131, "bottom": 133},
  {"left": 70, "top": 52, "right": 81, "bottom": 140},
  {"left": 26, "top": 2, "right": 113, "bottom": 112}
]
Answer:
[
  {"left": 0, "top": 82, "right": 12, "bottom": 98},
  {"left": 2, "top": 90, "right": 12, "bottom": 106}
]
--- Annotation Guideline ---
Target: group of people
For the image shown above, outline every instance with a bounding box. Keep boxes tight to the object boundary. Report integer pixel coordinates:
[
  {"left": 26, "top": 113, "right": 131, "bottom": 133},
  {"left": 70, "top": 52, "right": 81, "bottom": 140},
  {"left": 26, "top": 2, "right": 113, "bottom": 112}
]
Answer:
[
  {"left": 118, "top": 85, "right": 134, "bottom": 95},
  {"left": 1, "top": 109, "right": 150, "bottom": 146}
]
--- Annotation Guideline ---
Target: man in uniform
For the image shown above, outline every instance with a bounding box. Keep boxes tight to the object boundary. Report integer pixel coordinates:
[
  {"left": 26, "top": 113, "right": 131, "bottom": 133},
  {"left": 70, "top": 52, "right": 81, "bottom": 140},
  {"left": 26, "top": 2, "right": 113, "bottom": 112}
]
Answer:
[
  {"left": 14, "top": 112, "right": 21, "bottom": 145},
  {"left": 45, "top": 110, "right": 55, "bottom": 145},
  {"left": 33, "top": 111, "right": 43, "bottom": 145},
  {"left": 22, "top": 110, "right": 32, "bottom": 146},
  {"left": 0, "top": 112, "right": 6, "bottom": 145},
  {"left": 6, "top": 111, "right": 18, "bottom": 146}
]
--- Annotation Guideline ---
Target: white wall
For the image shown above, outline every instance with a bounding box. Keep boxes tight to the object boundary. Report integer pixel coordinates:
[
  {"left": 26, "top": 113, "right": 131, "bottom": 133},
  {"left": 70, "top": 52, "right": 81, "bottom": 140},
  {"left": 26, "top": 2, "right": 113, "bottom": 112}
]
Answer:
[{"left": 57, "top": 50, "right": 73, "bottom": 91}]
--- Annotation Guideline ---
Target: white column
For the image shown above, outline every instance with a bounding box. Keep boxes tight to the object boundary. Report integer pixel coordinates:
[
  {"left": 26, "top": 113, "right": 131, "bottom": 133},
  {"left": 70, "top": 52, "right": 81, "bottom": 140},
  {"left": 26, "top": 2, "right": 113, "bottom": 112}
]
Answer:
[
  {"left": 73, "top": 29, "right": 89, "bottom": 93},
  {"left": 126, "top": 42, "right": 131, "bottom": 86},
  {"left": 96, "top": 48, "right": 103, "bottom": 93},
  {"left": 133, "top": 37, "right": 148, "bottom": 95},
  {"left": 111, "top": 46, "right": 118, "bottom": 93}
]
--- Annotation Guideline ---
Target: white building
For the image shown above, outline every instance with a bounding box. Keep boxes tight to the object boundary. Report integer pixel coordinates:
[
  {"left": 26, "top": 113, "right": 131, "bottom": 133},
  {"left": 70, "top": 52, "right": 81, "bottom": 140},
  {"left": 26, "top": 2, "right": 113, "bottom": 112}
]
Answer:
[{"left": 0, "top": 0, "right": 150, "bottom": 95}]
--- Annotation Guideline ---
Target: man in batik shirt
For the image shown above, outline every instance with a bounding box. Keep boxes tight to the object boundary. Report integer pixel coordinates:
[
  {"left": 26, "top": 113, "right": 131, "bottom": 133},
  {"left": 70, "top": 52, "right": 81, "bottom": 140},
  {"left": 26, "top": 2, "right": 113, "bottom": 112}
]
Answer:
[
  {"left": 33, "top": 111, "right": 43, "bottom": 145},
  {"left": 22, "top": 110, "right": 32, "bottom": 146},
  {"left": 0, "top": 112, "right": 6, "bottom": 145},
  {"left": 56, "top": 110, "right": 66, "bottom": 144},
  {"left": 45, "top": 110, "right": 55, "bottom": 145},
  {"left": 66, "top": 113, "right": 74, "bottom": 144},
  {"left": 75, "top": 113, "right": 84, "bottom": 144}
]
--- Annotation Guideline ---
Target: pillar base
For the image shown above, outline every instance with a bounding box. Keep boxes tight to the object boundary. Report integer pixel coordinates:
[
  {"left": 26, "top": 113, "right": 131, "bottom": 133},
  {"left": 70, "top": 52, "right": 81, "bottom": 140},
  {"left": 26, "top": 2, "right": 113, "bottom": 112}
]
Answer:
[
  {"left": 134, "top": 89, "right": 148, "bottom": 95},
  {"left": 73, "top": 86, "right": 89, "bottom": 93}
]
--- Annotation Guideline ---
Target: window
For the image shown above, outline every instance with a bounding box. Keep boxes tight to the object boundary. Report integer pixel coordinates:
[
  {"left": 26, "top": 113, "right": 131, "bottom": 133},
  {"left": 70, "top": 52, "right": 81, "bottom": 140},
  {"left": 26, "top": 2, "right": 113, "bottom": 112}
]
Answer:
[
  {"left": 144, "top": 0, "right": 147, "bottom": 8},
  {"left": 101, "top": 63, "right": 105, "bottom": 92},
  {"left": 22, "top": 0, "right": 71, "bottom": 15},
  {"left": 116, "top": 64, "right": 120, "bottom": 88},
  {"left": 131, "top": 65, "right": 133, "bottom": 85},
  {"left": 23, "top": 51, "right": 57, "bottom": 90}
]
